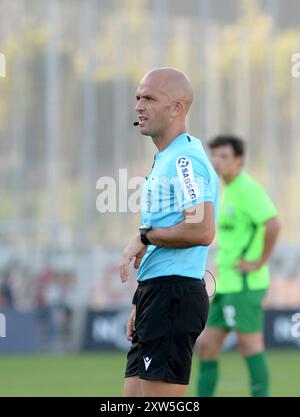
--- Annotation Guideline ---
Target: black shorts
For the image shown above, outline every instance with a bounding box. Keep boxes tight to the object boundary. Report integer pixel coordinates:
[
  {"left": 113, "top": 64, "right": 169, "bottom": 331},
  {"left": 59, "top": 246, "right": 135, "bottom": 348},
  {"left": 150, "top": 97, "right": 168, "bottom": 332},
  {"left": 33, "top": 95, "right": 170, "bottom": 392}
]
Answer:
[{"left": 125, "top": 275, "right": 209, "bottom": 385}]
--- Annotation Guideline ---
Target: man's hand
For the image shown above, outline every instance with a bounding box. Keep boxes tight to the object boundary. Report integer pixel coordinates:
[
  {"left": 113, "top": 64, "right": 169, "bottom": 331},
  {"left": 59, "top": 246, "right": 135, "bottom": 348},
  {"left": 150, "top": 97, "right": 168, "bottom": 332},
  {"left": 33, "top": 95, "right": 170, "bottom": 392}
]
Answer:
[
  {"left": 119, "top": 233, "right": 147, "bottom": 283},
  {"left": 235, "top": 259, "right": 262, "bottom": 273},
  {"left": 235, "top": 217, "right": 281, "bottom": 275},
  {"left": 127, "top": 306, "right": 136, "bottom": 341}
]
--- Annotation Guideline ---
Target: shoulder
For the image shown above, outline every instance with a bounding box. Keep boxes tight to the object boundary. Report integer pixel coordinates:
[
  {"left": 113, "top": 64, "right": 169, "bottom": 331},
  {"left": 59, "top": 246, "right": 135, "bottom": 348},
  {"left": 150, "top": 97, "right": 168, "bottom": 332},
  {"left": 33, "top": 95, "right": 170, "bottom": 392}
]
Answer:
[
  {"left": 162, "top": 136, "right": 218, "bottom": 187},
  {"left": 237, "top": 174, "right": 274, "bottom": 208},
  {"left": 239, "top": 173, "right": 267, "bottom": 194},
  {"left": 171, "top": 136, "right": 212, "bottom": 169}
]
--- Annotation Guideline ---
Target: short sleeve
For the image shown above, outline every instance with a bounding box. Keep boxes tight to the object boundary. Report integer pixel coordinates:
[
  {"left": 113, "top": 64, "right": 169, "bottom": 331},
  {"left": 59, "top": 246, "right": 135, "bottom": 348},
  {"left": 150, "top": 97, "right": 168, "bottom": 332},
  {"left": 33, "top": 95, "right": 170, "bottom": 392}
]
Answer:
[
  {"left": 174, "top": 154, "right": 214, "bottom": 212},
  {"left": 242, "top": 182, "right": 278, "bottom": 224}
]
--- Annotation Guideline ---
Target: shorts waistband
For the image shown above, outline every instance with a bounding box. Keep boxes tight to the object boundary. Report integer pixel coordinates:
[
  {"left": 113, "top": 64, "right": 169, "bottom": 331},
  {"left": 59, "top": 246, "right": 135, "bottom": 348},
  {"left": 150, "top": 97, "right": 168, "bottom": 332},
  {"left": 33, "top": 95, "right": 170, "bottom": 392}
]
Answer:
[{"left": 137, "top": 275, "right": 205, "bottom": 287}]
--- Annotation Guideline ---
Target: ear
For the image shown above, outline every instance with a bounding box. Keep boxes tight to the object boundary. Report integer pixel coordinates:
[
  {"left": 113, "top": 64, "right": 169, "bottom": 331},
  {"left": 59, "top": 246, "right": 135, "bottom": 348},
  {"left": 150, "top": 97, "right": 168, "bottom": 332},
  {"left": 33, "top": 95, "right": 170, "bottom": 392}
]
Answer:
[
  {"left": 171, "top": 101, "right": 183, "bottom": 118},
  {"left": 238, "top": 156, "right": 245, "bottom": 167}
]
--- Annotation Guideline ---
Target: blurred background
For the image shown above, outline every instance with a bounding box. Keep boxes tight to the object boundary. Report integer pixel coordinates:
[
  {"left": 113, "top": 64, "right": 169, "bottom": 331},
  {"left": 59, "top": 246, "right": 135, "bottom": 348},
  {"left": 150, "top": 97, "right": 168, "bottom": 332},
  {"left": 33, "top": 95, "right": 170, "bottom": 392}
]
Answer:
[{"left": 0, "top": 0, "right": 299, "bottom": 396}]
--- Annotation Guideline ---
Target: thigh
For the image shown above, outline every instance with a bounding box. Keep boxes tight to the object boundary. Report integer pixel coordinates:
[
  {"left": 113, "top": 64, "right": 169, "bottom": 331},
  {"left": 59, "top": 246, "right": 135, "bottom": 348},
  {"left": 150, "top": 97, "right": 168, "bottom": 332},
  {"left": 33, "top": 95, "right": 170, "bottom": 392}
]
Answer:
[
  {"left": 237, "top": 332, "right": 265, "bottom": 356},
  {"left": 206, "top": 293, "right": 230, "bottom": 330},
  {"left": 165, "top": 279, "right": 209, "bottom": 384},
  {"left": 233, "top": 290, "right": 267, "bottom": 333},
  {"left": 133, "top": 280, "right": 174, "bottom": 382},
  {"left": 140, "top": 380, "right": 186, "bottom": 397},
  {"left": 123, "top": 376, "right": 142, "bottom": 397},
  {"left": 125, "top": 282, "right": 170, "bottom": 381},
  {"left": 136, "top": 278, "right": 209, "bottom": 385},
  {"left": 196, "top": 326, "right": 229, "bottom": 360},
  {"left": 209, "top": 290, "right": 266, "bottom": 333},
  {"left": 124, "top": 333, "right": 139, "bottom": 379}
]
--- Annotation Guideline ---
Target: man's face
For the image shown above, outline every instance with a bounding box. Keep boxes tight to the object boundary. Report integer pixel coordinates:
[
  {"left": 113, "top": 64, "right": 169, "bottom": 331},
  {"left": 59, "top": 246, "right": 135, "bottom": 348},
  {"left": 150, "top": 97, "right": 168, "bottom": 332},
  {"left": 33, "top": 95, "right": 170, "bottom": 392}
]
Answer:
[
  {"left": 135, "top": 75, "right": 174, "bottom": 137},
  {"left": 210, "top": 145, "right": 242, "bottom": 179}
]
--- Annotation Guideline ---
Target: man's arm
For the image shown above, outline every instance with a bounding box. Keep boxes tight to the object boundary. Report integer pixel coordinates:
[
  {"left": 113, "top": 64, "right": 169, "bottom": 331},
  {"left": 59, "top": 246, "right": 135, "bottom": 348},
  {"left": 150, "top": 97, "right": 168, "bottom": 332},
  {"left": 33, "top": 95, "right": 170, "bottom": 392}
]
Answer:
[
  {"left": 259, "top": 216, "right": 281, "bottom": 265},
  {"left": 146, "top": 202, "right": 215, "bottom": 248},
  {"left": 119, "top": 202, "right": 215, "bottom": 282},
  {"left": 237, "top": 216, "right": 281, "bottom": 273}
]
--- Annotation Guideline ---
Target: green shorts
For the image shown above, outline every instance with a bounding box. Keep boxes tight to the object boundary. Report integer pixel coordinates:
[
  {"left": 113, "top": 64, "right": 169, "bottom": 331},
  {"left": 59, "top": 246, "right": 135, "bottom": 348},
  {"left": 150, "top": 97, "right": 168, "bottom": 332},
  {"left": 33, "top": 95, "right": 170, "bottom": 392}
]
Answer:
[{"left": 206, "top": 289, "right": 267, "bottom": 333}]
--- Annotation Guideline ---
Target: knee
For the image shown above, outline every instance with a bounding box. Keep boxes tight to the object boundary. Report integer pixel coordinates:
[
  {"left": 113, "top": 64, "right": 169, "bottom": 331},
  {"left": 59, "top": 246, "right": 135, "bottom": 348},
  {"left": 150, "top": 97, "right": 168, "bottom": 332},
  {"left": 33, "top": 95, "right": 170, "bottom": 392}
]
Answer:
[
  {"left": 237, "top": 335, "right": 264, "bottom": 357},
  {"left": 197, "top": 338, "right": 220, "bottom": 361},
  {"left": 238, "top": 339, "right": 249, "bottom": 356}
]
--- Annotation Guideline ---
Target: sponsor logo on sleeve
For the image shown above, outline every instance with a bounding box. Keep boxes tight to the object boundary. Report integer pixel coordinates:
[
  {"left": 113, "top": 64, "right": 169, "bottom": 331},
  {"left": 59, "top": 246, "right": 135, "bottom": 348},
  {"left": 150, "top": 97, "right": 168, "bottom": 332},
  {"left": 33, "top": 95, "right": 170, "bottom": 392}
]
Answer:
[{"left": 176, "top": 156, "right": 200, "bottom": 202}]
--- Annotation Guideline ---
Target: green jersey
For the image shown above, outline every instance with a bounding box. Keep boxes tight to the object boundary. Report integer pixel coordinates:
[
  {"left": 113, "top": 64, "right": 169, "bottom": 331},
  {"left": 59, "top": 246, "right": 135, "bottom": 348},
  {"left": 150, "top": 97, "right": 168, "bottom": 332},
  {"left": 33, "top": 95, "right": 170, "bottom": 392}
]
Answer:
[{"left": 216, "top": 173, "right": 278, "bottom": 293}]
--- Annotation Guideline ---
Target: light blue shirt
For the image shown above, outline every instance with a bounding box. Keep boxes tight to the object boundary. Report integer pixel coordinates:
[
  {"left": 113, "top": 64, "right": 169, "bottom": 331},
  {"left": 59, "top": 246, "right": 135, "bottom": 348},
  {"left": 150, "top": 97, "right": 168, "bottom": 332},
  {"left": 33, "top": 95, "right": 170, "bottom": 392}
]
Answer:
[{"left": 138, "top": 133, "right": 219, "bottom": 282}]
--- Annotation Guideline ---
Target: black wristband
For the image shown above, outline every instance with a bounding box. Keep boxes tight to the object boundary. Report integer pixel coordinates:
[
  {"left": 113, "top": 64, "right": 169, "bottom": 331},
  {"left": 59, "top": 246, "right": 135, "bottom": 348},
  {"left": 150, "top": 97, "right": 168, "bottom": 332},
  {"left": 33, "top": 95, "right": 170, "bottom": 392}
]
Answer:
[
  {"left": 140, "top": 229, "right": 151, "bottom": 245},
  {"left": 139, "top": 225, "right": 152, "bottom": 245}
]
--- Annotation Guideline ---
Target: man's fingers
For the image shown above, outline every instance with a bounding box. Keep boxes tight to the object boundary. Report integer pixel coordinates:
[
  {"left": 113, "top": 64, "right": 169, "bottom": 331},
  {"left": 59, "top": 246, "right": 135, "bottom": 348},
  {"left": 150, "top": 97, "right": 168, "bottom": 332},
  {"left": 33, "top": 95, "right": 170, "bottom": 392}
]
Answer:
[
  {"left": 127, "top": 327, "right": 133, "bottom": 341},
  {"left": 119, "top": 261, "right": 127, "bottom": 283},
  {"left": 127, "top": 324, "right": 133, "bottom": 340},
  {"left": 127, "top": 322, "right": 135, "bottom": 341},
  {"left": 134, "top": 256, "right": 142, "bottom": 269},
  {"left": 120, "top": 240, "right": 146, "bottom": 280},
  {"left": 131, "top": 315, "right": 136, "bottom": 332},
  {"left": 133, "top": 247, "right": 147, "bottom": 269},
  {"left": 120, "top": 254, "right": 133, "bottom": 283},
  {"left": 234, "top": 260, "right": 243, "bottom": 271},
  {"left": 120, "top": 265, "right": 128, "bottom": 283},
  {"left": 127, "top": 309, "right": 136, "bottom": 340}
]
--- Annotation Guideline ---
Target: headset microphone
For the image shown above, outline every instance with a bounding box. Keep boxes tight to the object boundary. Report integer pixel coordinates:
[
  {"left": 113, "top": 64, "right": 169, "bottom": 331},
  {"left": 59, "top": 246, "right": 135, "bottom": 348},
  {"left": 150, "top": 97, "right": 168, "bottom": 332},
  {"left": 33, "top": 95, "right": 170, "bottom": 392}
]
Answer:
[{"left": 133, "top": 122, "right": 139, "bottom": 126}]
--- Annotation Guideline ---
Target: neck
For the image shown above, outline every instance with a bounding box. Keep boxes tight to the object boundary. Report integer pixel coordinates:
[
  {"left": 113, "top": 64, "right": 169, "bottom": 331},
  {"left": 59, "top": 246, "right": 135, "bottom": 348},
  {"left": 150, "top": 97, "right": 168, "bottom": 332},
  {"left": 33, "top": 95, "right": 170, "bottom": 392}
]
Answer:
[
  {"left": 152, "top": 124, "right": 187, "bottom": 152},
  {"left": 223, "top": 170, "right": 241, "bottom": 184}
]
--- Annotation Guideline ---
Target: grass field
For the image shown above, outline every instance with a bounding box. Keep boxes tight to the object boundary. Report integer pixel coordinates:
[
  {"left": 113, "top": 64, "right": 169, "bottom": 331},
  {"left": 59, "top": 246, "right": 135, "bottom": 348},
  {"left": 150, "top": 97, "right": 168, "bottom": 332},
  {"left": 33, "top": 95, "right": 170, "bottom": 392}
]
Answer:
[{"left": 0, "top": 350, "right": 299, "bottom": 397}]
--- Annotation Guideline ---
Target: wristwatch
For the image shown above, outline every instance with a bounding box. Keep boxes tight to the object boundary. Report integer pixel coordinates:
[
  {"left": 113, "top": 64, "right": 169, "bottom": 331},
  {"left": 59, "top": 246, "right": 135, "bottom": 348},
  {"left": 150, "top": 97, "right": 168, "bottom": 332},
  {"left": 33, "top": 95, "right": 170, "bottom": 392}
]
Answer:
[{"left": 139, "top": 225, "right": 152, "bottom": 245}]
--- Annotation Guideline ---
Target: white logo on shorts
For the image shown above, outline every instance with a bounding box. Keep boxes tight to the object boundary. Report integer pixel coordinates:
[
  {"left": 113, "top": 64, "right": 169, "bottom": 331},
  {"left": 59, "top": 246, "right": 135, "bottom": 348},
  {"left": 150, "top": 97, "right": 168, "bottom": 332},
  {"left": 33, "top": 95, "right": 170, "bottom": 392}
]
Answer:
[
  {"left": 143, "top": 356, "right": 152, "bottom": 371},
  {"left": 223, "top": 305, "right": 236, "bottom": 327}
]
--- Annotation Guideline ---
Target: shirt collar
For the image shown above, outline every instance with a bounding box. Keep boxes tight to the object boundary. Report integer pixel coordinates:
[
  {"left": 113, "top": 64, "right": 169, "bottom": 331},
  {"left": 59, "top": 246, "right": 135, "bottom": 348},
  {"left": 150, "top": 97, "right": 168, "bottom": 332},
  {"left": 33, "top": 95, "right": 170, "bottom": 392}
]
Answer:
[{"left": 156, "top": 133, "right": 189, "bottom": 159}]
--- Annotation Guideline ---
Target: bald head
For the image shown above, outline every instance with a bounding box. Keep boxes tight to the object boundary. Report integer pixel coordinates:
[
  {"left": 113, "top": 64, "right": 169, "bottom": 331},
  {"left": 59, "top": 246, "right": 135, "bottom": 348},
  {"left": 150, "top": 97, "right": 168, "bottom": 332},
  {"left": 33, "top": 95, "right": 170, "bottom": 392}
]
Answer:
[
  {"left": 135, "top": 67, "right": 193, "bottom": 143},
  {"left": 141, "top": 67, "right": 193, "bottom": 114}
]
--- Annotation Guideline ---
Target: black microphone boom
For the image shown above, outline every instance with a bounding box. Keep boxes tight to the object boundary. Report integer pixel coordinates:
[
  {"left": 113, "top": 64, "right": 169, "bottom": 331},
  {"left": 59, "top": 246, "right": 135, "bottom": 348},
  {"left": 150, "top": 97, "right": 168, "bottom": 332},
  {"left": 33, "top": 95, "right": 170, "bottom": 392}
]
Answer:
[{"left": 133, "top": 122, "right": 139, "bottom": 126}]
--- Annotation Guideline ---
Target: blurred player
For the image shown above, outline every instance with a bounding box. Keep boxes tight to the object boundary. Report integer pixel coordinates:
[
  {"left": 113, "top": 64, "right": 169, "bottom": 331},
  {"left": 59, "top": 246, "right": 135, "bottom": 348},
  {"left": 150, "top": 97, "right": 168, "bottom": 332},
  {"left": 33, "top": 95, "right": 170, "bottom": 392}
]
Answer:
[
  {"left": 196, "top": 135, "right": 281, "bottom": 397},
  {"left": 119, "top": 68, "right": 218, "bottom": 397}
]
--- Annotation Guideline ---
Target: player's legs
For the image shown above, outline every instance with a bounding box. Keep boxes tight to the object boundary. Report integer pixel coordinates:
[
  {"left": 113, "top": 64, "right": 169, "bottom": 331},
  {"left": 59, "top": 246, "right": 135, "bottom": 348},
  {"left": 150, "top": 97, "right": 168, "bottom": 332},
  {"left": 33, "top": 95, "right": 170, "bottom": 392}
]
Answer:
[
  {"left": 235, "top": 287, "right": 269, "bottom": 397},
  {"left": 237, "top": 331, "right": 269, "bottom": 397},
  {"left": 196, "top": 327, "right": 228, "bottom": 396},
  {"left": 124, "top": 277, "right": 209, "bottom": 397},
  {"left": 237, "top": 331, "right": 264, "bottom": 356},
  {"left": 123, "top": 376, "right": 142, "bottom": 397},
  {"left": 140, "top": 380, "right": 186, "bottom": 397},
  {"left": 196, "top": 291, "right": 229, "bottom": 397},
  {"left": 124, "top": 331, "right": 141, "bottom": 397},
  {"left": 196, "top": 326, "right": 229, "bottom": 360},
  {"left": 124, "top": 377, "right": 186, "bottom": 397}
]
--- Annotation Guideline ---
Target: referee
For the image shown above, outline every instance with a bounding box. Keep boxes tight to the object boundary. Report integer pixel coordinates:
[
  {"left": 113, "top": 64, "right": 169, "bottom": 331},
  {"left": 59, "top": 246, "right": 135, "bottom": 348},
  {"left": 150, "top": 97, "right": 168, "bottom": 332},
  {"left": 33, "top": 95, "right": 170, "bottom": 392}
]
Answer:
[
  {"left": 196, "top": 135, "right": 281, "bottom": 397},
  {"left": 119, "top": 68, "right": 218, "bottom": 397}
]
